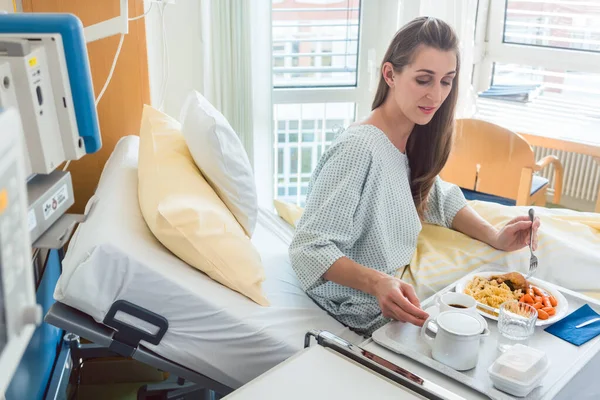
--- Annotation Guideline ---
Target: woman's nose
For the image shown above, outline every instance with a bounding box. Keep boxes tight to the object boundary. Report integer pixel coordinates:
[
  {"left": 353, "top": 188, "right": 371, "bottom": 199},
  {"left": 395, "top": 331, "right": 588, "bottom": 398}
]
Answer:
[{"left": 426, "top": 83, "right": 443, "bottom": 104}]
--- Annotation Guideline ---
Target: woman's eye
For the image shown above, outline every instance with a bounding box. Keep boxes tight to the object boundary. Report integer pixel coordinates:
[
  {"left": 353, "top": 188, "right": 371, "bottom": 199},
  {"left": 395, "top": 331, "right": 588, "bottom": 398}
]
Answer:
[
  {"left": 416, "top": 79, "right": 429, "bottom": 85},
  {"left": 442, "top": 81, "right": 452, "bottom": 87}
]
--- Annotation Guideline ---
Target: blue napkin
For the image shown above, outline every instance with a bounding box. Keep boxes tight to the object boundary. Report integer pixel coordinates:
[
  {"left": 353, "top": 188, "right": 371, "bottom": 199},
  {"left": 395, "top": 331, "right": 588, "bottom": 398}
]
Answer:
[{"left": 545, "top": 304, "right": 600, "bottom": 346}]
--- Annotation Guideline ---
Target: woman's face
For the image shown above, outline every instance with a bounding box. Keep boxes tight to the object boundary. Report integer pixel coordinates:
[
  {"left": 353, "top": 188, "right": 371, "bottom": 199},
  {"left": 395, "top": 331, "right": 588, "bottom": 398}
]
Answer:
[{"left": 384, "top": 46, "right": 457, "bottom": 125}]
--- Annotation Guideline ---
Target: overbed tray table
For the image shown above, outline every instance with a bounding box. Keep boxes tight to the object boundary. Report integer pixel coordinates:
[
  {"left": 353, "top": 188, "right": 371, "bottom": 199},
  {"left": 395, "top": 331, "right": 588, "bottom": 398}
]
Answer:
[{"left": 367, "top": 267, "right": 600, "bottom": 400}]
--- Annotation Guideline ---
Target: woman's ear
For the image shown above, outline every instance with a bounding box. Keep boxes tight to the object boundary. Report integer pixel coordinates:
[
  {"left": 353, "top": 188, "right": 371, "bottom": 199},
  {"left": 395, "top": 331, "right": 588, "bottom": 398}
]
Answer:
[{"left": 382, "top": 62, "right": 395, "bottom": 88}]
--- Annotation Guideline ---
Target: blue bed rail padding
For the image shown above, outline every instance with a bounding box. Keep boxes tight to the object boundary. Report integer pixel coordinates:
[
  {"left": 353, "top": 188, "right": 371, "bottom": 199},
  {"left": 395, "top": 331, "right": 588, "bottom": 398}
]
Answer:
[
  {"left": 5, "top": 250, "right": 64, "bottom": 400},
  {"left": 0, "top": 13, "right": 102, "bottom": 154}
]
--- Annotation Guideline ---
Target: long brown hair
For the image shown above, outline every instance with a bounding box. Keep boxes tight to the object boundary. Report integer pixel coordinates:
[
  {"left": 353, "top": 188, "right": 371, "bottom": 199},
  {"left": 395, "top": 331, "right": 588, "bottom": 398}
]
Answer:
[{"left": 372, "top": 17, "right": 460, "bottom": 218}]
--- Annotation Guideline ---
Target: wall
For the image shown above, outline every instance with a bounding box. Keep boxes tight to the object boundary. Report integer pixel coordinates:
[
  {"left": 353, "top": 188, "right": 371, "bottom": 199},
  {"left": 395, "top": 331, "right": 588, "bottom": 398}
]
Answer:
[
  {"left": 144, "top": 0, "right": 203, "bottom": 119},
  {"left": 23, "top": 0, "right": 151, "bottom": 213}
]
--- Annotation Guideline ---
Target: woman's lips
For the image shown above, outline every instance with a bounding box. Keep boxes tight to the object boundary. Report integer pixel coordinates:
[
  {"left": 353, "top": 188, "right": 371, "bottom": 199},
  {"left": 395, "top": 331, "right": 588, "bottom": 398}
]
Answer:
[{"left": 418, "top": 106, "right": 436, "bottom": 115}]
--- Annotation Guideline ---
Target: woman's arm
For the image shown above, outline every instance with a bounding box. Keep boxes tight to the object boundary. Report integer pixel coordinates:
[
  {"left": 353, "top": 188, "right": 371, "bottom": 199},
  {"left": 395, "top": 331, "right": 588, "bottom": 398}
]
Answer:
[
  {"left": 324, "top": 257, "right": 429, "bottom": 326},
  {"left": 452, "top": 205, "right": 540, "bottom": 252},
  {"left": 451, "top": 205, "right": 499, "bottom": 247},
  {"left": 425, "top": 176, "right": 541, "bottom": 252}
]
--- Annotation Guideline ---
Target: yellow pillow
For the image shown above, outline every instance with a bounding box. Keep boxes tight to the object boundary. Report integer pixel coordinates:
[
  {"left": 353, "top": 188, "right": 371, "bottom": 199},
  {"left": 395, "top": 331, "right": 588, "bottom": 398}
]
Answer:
[
  {"left": 273, "top": 199, "right": 304, "bottom": 228},
  {"left": 138, "top": 105, "right": 269, "bottom": 306}
]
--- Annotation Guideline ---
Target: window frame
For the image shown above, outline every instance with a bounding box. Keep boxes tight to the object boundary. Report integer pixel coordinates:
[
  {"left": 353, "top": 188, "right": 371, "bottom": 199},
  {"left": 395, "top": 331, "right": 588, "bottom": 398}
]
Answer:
[
  {"left": 270, "top": 0, "right": 385, "bottom": 206},
  {"left": 473, "top": 0, "right": 600, "bottom": 93},
  {"left": 272, "top": 0, "right": 381, "bottom": 120}
]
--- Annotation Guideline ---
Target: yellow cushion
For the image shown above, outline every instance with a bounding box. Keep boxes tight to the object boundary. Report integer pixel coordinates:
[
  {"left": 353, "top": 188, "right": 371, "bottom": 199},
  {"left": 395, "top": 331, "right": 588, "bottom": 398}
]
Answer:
[
  {"left": 273, "top": 199, "right": 304, "bottom": 228},
  {"left": 138, "top": 105, "right": 269, "bottom": 306}
]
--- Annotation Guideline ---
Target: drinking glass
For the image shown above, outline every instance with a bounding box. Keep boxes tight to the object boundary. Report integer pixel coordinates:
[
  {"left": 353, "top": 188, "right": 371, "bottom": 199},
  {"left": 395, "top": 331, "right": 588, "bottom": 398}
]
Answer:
[{"left": 497, "top": 300, "right": 537, "bottom": 352}]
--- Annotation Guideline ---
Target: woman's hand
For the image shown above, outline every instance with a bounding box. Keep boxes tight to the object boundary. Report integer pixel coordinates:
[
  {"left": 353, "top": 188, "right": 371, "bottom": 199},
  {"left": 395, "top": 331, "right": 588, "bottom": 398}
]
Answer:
[
  {"left": 493, "top": 215, "right": 541, "bottom": 252},
  {"left": 372, "top": 276, "right": 429, "bottom": 326}
]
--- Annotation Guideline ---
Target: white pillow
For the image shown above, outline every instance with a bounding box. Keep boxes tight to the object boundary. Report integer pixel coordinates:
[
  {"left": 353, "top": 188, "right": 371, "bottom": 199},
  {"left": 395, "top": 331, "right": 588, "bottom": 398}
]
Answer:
[{"left": 180, "top": 91, "right": 258, "bottom": 237}]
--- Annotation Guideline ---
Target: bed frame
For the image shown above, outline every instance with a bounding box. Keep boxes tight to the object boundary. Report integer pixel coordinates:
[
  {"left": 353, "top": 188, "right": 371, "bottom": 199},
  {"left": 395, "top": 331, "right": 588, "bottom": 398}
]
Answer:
[{"left": 45, "top": 300, "right": 235, "bottom": 399}]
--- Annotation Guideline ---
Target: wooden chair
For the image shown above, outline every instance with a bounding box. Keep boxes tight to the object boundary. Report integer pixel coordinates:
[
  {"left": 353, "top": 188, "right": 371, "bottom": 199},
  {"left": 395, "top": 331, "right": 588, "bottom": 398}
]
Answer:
[{"left": 440, "top": 119, "right": 564, "bottom": 207}]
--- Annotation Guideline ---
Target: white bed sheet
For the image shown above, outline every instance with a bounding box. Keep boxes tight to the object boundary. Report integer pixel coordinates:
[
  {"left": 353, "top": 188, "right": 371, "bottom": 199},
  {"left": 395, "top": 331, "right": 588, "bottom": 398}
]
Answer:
[{"left": 54, "top": 136, "right": 363, "bottom": 389}]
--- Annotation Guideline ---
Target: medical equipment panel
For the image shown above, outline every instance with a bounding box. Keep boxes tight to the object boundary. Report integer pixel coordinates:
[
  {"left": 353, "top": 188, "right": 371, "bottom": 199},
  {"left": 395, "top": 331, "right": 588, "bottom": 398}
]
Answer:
[
  {"left": 0, "top": 108, "right": 42, "bottom": 396},
  {"left": 0, "top": 39, "right": 63, "bottom": 176},
  {"left": 0, "top": 13, "right": 102, "bottom": 158},
  {"left": 0, "top": 61, "right": 18, "bottom": 110},
  {"left": 27, "top": 171, "right": 74, "bottom": 245}
]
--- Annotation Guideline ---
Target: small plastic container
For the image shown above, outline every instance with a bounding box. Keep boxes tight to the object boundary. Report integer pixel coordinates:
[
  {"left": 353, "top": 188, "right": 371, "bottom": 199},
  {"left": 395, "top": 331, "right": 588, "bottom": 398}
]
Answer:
[{"left": 488, "top": 344, "right": 550, "bottom": 397}]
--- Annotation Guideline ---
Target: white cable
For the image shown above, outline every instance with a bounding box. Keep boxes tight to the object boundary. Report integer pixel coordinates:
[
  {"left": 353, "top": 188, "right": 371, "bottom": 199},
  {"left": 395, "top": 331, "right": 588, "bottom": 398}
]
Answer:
[
  {"left": 158, "top": 2, "right": 169, "bottom": 111},
  {"left": 129, "top": 2, "right": 154, "bottom": 21},
  {"left": 64, "top": 5, "right": 156, "bottom": 173},
  {"left": 95, "top": 33, "right": 125, "bottom": 107},
  {"left": 64, "top": 34, "right": 124, "bottom": 172}
]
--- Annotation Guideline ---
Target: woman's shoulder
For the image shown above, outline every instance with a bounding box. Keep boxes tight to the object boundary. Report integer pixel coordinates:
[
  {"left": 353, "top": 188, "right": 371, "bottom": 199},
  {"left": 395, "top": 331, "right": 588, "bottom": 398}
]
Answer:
[
  {"left": 316, "top": 125, "right": 379, "bottom": 170},
  {"left": 332, "top": 124, "right": 384, "bottom": 150}
]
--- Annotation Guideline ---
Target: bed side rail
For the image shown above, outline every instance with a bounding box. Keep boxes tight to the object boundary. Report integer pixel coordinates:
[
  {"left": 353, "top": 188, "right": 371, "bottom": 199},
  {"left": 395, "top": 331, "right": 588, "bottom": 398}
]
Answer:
[
  {"left": 103, "top": 300, "right": 168, "bottom": 357},
  {"left": 45, "top": 302, "right": 235, "bottom": 397}
]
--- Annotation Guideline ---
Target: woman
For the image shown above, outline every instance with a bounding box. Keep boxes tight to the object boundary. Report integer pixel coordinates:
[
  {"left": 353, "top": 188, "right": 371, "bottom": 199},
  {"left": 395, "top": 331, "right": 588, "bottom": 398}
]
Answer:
[{"left": 289, "top": 17, "right": 541, "bottom": 337}]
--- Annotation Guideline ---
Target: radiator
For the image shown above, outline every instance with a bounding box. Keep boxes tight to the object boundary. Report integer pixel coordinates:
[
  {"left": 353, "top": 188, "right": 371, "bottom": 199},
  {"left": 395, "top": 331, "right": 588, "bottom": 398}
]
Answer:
[{"left": 533, "top": 146, "right": 600, "bottom": 203}]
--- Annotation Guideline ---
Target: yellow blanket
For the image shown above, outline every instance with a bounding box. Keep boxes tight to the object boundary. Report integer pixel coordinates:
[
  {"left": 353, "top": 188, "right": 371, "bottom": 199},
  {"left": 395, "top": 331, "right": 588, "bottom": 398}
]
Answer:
[{"left": 274, "top": 199, "right": 600, "bottom": 300}]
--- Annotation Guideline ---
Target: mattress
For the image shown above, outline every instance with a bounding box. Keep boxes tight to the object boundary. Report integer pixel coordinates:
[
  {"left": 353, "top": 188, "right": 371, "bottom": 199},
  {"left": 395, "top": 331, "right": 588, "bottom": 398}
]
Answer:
[{"left": 55, "top": 136, "right": 363, "bottom": 389}]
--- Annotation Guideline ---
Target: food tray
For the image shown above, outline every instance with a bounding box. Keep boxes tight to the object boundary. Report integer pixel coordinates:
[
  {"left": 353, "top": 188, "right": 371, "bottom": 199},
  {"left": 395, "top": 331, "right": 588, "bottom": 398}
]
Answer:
[{"left": 371, "top": 266, "right": 600, "bottom": 400}]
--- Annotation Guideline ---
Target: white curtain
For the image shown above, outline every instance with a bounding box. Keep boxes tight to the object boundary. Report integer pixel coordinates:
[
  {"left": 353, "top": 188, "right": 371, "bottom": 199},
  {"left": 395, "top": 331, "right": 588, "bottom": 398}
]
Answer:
[
  {"left": 201, "top": 0, "right": 273, "bottom": 206},
  {"left": 202, "top": 0, "right": 256, "bottom": 163}
]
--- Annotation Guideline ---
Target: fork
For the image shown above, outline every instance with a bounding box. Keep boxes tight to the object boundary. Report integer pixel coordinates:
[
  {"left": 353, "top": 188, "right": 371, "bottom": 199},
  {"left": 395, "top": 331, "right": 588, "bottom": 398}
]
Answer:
[{"left": 525, "top": 208, "right": 538, "bottom": 279}]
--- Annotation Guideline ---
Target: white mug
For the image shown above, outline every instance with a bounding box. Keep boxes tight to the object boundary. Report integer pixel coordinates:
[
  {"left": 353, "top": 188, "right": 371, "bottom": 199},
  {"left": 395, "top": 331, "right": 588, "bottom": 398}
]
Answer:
[
  {"left": 420, "top": 310, "right": 489, "bottom": 371},
  {"left": 436, "top": 292, "right": 477, "bottom": 314}
]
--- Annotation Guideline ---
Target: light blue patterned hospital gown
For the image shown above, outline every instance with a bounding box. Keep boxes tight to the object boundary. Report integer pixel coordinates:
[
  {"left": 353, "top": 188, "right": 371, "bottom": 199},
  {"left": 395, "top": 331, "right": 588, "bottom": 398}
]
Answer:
[{"left": 289, "top": 124, "right": 468, "bottom": 336}]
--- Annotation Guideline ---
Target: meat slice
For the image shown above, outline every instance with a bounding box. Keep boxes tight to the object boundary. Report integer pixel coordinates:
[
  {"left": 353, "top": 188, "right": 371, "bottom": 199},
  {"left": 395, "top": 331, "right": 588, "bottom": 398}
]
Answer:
[{"left": 491, "top": 272, "right": 528, "bottom": 291}]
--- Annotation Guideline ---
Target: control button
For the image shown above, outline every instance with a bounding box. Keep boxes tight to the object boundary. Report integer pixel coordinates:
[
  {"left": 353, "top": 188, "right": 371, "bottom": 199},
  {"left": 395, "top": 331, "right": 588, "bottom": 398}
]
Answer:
[
  {"left": 36, "top": 85, "right": 43, "bottom": 105},
  {"left": 0, "top": 188, "right": 7, "bottom": 214}
]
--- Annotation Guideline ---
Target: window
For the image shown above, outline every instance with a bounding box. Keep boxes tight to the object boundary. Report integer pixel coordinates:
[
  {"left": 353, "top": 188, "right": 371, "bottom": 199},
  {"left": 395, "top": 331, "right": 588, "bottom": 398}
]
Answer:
[
  {"left": 272, "top": 1, "right": 361, "bottom": 88},
  {"left": 271, "top": 0, "right": 377, "bottom": 205},
  {"left": 503, "top": 1, "right": 600, "bottom": 52},
  {"left": 274, "top": 102, "right": 355, "bottom": 205},
  {"left": 474, "top": 0, "right": 600, "bottom": 132}
]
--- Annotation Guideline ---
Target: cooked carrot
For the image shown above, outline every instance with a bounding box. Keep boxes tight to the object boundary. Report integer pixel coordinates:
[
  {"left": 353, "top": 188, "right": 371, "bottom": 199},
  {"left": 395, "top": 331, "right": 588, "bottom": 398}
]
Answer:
[
  {"left": 538, "top": 309, "right": 549, "bottom": 320},
  {"left": 549, "top": 296, "right": 558, "bottom": 307},
  {"left": 522, "top": 294, "right": 534, "bottom": 304},
  {"left": 535, "top": 296, "right": 543, "bottom": 304},
  {"left": 519, "top": 295, "right": 527, "bottom": 303},
  {"left": 543, "top": 296, "right": 552, "bottom": 308},
  {"left": 533, "top": 302, "right": 543, "bottom": 309},
  {"left": 542, "top": 307, "right": 556, "bottom": 316},
  {"left": 533, "top": 286, "right": 546, "bottom": 296}
]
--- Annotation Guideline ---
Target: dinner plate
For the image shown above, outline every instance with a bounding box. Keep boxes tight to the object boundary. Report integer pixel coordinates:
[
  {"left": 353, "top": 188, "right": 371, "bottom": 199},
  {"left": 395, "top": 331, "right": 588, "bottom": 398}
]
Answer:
[{"left": 454, "top": 271, "right": 568, "bottom": 327}]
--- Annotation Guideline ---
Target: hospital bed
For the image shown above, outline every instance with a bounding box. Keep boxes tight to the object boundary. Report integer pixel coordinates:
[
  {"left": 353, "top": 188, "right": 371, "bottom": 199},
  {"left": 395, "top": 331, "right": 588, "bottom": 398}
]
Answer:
[{"left": 45, "top": 135, "right": 364, "bottom": 397}]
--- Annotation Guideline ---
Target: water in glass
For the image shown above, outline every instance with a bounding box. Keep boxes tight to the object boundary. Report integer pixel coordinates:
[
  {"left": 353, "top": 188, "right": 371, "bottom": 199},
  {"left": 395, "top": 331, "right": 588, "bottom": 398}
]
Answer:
[{"left": 497, "top": 301, "right": 537, "bottom": 352}]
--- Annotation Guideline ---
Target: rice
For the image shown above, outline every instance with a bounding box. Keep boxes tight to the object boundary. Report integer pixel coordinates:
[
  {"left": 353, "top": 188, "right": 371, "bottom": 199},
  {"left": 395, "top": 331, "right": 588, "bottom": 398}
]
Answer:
[{"left": 464, "top": 276, "right": 523, "bottom": 309}]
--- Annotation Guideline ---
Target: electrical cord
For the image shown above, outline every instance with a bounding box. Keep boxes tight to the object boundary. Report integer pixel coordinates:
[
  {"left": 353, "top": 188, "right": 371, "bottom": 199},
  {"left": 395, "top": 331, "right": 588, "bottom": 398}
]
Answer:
[
  {"left": 63, "top": 2, "right": 162, "bottom": 173},
  {"left": 158, "top": 2, "right": 169, "bottom": 111},
  {"left": 129, "top": 2, "right": 154, "bottom": 21},
  {"left": 95, "top": 33, "right": 125, "bottom": 107}
]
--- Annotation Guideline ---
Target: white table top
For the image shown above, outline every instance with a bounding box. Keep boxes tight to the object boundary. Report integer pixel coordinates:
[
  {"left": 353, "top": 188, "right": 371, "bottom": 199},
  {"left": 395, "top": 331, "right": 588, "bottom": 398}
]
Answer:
[
  {"left": 223, "top": 333, "right": 600, "bottom": 400},
  {"left": 224, "top": 345, "right": 426, "bottom": 400}
]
